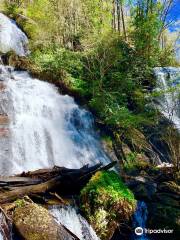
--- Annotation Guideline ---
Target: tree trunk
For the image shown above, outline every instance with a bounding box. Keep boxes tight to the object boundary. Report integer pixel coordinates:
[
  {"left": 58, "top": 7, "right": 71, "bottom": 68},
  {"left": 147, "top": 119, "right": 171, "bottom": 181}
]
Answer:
[
  {"left": 117, "top": 1, "right": 121, "bottom": 33},
  {"left": 0, "top": 162, "right": 117, "bottom": 204},
  {"left": 120, "top": 1, "right": 127, "bottom": 41}
]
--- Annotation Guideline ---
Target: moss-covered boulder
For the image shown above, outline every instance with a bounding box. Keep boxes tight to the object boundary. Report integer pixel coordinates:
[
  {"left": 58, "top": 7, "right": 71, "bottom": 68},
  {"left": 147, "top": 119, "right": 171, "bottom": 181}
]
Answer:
[
  {"left": 13, "top": 200, "right": 74, "bottom": 240},
  {"left": 80, "top": 171, "right": 136, "bottom": 239}
]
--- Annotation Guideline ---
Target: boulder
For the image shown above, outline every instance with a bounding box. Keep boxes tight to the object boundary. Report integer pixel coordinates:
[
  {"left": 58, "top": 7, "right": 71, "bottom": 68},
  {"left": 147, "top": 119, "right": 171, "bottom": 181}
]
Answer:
[
  {"left": 80, "top": 171, "right": 136, "bottom": 240},
  {"left": 101, "top": 138, "right": 119, "bottom": 164},
  {"left": 126, "top": 177, "right": 157, "bottom": 200},
  {"left": 13, "top": 200, "right": 75, "bottom": 240},
  {"left": 122, "top": 128, "right": 161, "bottom": 164}
]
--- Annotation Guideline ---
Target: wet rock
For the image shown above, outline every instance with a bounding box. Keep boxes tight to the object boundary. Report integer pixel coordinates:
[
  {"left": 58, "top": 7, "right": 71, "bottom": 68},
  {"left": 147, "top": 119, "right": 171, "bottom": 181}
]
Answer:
[
  {"left": 0, "top": 115, "right": 9, "bottom": 137},
  {"left": 121, "top": 128, "right": 161, "bottom": 164},
  {"left": 13, "top": 200, "right": 75, "bottom": 240},
  {"left": 0, "top": 115, "right": 9, "bottom": 125},
  {"left": 0, "top": 128, "right": 9, "bottom": 137},
  {"left": 101, "top": 139, "right": 119, "bottom": 164},
  {"left": 0, "top": 83, "right": 5, "bottom": 91},
  {"left": 125, "top": 176, "right": 157, "bottom": 200}
]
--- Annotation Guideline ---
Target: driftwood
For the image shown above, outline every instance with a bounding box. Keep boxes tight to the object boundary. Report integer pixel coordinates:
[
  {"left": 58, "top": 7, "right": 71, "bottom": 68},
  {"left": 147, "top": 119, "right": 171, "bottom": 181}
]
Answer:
[{"left": 0, "top": 162, "right": 117, "bottom": 204}]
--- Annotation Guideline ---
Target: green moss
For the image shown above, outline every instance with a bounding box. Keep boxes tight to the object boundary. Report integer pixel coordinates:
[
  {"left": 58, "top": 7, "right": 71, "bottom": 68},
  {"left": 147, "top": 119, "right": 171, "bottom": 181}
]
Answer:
[
  {"left": 15, "top": 199, "right": 26, "bottom": 208},
  {"left": 123, "top": 153, "right": 150, "bottom": 172},
  {"left": 80, "top": 171, "right": 136, "bottom": 239},
  {"left": 81, "top": 171, "right": 135, "bottom": 203}
]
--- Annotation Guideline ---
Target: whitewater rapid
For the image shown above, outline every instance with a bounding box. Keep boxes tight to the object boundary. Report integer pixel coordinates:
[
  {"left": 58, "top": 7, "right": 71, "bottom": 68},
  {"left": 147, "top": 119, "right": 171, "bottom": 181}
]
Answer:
[
  {"left": 0, "top": 65, "right": 109, "bottom": 175},
  {"left": 50, "top": 206, "right": 100, "bottom": 240}
]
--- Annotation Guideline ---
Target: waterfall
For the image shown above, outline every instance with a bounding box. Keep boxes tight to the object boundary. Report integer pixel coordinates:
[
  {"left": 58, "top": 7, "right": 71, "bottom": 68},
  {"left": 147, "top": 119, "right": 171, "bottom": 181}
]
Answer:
[
  {"left": 132, "top": 201, "right": 149, "bottom": 240},
  {"left": 0, "top": 13, "right": 108, "bottom": 239},
  {"left": 50, "top": 206, "right": 100, "bottom": 240},
  {"left": 0, "top": 65, "right": 110, "bottom": 175},
  {"left": 0, "top": 13, "right": 29, "bottom": 56},
  {"left": 154, "top": 67, "right": 180, "bottom": 131}
]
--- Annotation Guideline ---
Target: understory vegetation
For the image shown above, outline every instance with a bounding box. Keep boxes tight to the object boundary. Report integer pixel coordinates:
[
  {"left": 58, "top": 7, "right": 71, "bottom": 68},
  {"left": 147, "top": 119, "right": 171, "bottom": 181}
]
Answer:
[
  {"left": 80, "top": 171, "right": 136, "bottom": 239},
  {"left": 0, "top": 1, "right": 179, "bottom": 239},
  {"left": 1, "top": 0, "right": 179, "bottom": 171}
]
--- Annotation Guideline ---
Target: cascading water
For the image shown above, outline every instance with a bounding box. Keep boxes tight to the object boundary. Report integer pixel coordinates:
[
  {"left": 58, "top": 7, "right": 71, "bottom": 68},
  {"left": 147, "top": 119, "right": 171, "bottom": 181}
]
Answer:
[
  {"left": 0, "top": 13, "right": 29, "bottom": 56},
  {"left": 0, "top": 12, "right": 107, "bottom": 239},
  {"left": 132, "top": 201, "right": 149, "bottom": 240},
  {"left": 154, "top": 67, "right": 180, "bottom": 132},
  {"left": 50, "top": 206, "right": 100, "bottom": 240},
  {"left": 0, "top": 65, "right": 110, "bottom": 175}
]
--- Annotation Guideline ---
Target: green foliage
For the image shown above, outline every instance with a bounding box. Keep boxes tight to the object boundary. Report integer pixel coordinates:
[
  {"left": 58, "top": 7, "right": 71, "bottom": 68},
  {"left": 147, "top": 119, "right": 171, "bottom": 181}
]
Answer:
[
  {"left": 3, "top": 1, "right": 21, "bottom": 16},
  {"left": 131, "top": 0, "right": 162, "bottom": 66},
  {"left": 82, "top": 34, "right": 156, "bottom": 129},
  {"left": 3, "top": 0, "right": 178, "bottom": 135},
  {"left": 80, "top": 171, "right": 136, "bottom": 239},
  {"left": 30, "top": 46, "right": 85, "bottom": 90},
  {"left": 29, "top": 32, "right": 157, "bottom": 131},
  {"left": 123, "top": 152, "right": 150, "bottom": 172},
  {"left": 81, "top": 171, "right": 135, "bottom": 203},
  {"left": 31, "top": 47, "right": 82, "bottom": 76},
  {"left": 158, "top": 46, "right": 180, "bottom": 67},
  {"left": 15, "top": 199, "right": 25, "bottom": 208}
]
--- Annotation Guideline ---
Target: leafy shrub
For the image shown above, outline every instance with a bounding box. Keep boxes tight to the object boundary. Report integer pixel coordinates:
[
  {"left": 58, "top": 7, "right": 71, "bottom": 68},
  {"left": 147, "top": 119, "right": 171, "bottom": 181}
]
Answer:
[{"left": 30, "top": 46, "right": 86, "bottom": 91}]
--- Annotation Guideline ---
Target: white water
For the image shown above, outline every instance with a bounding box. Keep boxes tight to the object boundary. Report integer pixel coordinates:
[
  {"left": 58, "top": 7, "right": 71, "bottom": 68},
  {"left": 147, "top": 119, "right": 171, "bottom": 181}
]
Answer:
[
  {"left": 0, "top": 65, "right": 110, "bottom": 175},
  {"left": 50, "top": 206, "right": 100, "bottom": 240},
  {"left": 132, "top": 201, "right": 149, "bottom": 240},
  {"left": 154, "top": 67, "right": 180, "bottom": 131},
  {"left": 0, "top": 13, "right": 28, "bottom": 56},
  {"left": 0, "top": 12, "right": 107, "bottom": 240}
]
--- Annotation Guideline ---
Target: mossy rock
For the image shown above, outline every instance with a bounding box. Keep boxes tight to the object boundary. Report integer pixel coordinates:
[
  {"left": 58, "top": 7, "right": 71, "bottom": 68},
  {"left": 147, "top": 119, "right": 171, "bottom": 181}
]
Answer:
[
  {"left": 80, "top": 171, "right": 136, "bottom": 239},
  {"left": 13, "top": 200, "right": 74, "bottom": 240}
]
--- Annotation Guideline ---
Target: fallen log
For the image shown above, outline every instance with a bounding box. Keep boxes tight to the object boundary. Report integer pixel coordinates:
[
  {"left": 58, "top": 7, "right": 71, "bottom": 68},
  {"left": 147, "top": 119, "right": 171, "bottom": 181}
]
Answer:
[
  {"left": 0, "top": 175, "right": 62, "bottom": 204},
  {"left": 0, "top": 177, "right": 41, "bottom": 187},
  {"left": 0, "top": 162, "right": 117, "bottom": 204}
]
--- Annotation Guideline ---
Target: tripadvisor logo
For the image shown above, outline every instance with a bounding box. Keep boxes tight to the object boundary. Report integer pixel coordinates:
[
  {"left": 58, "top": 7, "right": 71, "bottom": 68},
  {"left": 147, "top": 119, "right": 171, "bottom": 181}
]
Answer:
[
  {"left": 135, "top": 227, "right": 174, "bottom": 235},
  {"left": 135, "top": 227, "right": 143, "bottom": 236}
]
